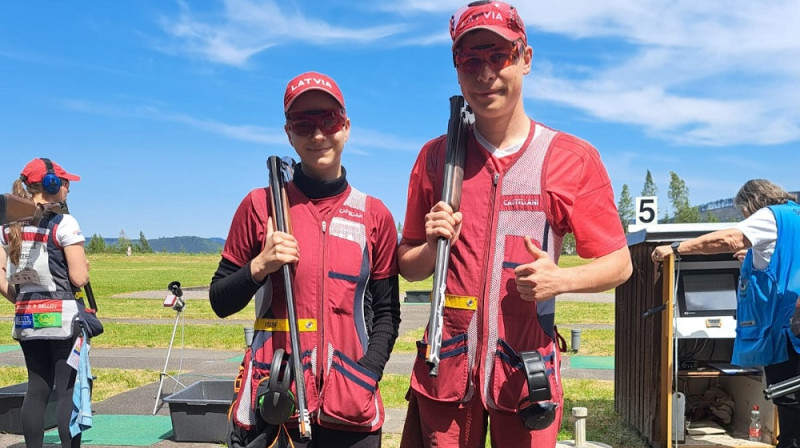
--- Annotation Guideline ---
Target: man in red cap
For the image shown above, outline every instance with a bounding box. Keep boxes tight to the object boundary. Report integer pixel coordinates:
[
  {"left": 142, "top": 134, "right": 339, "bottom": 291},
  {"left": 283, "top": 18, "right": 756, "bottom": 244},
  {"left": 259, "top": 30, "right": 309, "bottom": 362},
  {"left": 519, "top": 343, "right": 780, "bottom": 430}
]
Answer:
[
  {"left": 211, "top": 71, "right": 400, "bottom": 447},
  {"left": 398, "top": 2, "right": 632, "bottom": 446}
]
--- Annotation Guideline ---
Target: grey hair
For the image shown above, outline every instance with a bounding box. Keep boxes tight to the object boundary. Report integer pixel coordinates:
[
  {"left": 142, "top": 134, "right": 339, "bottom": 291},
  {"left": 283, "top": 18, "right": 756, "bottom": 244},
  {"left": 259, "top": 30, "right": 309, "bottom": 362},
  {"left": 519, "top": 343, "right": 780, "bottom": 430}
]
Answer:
[{"left": 734, "top": 179, "right": 796, "bottom": 216}]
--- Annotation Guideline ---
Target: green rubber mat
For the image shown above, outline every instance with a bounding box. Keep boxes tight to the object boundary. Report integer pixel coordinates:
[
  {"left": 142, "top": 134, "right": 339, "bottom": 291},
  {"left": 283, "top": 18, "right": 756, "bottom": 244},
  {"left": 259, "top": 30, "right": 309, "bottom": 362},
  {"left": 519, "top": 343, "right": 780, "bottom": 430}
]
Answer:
[
  {"left": 45, "top": 414, "right": 173, "bottom": 446},
  {"left": 569, "top": 356, "right": 614, "bottom": 369},
  {"left": 0, "top": 344, "right": 20, "bottom": 353}
]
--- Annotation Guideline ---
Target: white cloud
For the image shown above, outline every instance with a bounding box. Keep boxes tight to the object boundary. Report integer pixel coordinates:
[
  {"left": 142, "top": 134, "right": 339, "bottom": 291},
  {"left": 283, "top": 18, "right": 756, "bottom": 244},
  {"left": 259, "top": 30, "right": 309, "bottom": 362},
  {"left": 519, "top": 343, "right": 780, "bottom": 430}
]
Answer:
[
  {"left": 60, "top": 98, "right": 419, "bottom": 151},
  {"left": 516, "top": 0, "right": 800, "bottom": 146},
  {"left": 156, "top": 0, "right": 800, "bottom": 147},
  {"left": 160, "top": 0, "right": 407, "bottom": 66},
  {"left": 143, "top": 106, "right": 287, "bottom": 144}
]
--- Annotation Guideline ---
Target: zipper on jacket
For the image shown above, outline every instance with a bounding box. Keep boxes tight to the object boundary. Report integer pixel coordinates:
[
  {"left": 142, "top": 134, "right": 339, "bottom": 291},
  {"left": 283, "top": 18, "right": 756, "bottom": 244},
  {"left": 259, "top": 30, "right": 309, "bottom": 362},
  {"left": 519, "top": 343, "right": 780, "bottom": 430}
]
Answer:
[
  {"left": 475, "top": 171, "right": 501, "bottom": 391},
  {"left": 317, "top": 219, "right": 327, "bottom": 394}
]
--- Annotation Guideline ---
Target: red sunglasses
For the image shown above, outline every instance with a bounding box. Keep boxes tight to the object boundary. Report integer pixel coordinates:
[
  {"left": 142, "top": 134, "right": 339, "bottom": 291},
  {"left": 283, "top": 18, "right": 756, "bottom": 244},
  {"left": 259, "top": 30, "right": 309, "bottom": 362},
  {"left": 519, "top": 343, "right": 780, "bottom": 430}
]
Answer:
[
  {"left": 286, "top": 109, "right": 347, "bottom": 137},
  {"left": 453, "top": 40, "right": 523, "bottom": 75}
]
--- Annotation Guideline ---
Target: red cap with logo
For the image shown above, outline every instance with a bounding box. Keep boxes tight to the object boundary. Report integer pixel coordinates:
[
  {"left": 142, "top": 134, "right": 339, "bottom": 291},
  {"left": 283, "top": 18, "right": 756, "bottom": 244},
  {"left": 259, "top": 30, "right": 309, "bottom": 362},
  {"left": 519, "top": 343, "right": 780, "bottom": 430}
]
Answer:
[
  {"left": 450, "top": 1, "right": 527, "bottom": 50},
  {"left": 283, "top": 72, "right": 345, "bottom": 113},
  {"left": 20, "top": 158, "right": 81, "bottom": 184}
]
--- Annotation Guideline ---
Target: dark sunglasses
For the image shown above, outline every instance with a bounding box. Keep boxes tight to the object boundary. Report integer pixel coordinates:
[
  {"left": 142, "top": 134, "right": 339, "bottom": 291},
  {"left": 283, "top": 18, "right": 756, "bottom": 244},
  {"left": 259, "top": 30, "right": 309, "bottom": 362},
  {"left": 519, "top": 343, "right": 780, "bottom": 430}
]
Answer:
[
  {"left": 454, "top": 40, "right": 523, "bottom": 75},
  {"left": 285, "top": 109, "right": 347, "bottom": 137}
]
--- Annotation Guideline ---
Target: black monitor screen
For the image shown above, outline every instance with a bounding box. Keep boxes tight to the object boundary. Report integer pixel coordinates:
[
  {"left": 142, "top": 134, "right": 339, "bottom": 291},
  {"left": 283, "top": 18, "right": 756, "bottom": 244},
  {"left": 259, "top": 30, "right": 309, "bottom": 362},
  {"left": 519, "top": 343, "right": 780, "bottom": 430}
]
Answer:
[{"left": 678, "top": 270, "right": 738, "bottom": 317}]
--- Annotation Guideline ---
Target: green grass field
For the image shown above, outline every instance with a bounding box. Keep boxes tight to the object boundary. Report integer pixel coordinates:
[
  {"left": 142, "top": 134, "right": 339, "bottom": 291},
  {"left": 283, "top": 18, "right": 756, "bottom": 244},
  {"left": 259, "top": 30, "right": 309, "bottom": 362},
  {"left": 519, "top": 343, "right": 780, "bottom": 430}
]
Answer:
[{"left": 0, "top": 252, "right": 646, "bottom": 447}]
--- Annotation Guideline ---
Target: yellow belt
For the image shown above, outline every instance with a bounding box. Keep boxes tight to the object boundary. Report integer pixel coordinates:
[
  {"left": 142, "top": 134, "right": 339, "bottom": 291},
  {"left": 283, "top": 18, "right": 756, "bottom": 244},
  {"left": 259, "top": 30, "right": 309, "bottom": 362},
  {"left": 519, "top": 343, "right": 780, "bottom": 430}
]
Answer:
[
  {"left": 254, "top": 318, "right": 317, "bottom": 332},
  {"left": 444, "top": 294, "right": 478, "bottom": 311}
]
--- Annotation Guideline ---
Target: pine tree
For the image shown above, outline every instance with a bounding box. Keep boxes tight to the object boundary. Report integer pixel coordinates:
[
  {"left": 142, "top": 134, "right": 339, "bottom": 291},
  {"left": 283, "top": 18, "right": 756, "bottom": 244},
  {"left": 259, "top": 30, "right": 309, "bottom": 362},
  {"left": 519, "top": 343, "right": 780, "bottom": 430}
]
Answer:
[
  {"left": 86, "top": 234, "right": 106, "bottom": 254},
  {"left": 617, "top": 184, "right": 634, "bottom": 232},
  {"left": 642, "top": 170, "right": 658, "bottom": 197},
  {"left": 138, "top": 231, "right": 153, "bottom": 253},
  {"left": 118, "top": 229, "right": 132, "bottom": 254},
  {"left": 668, "top": 171, "right": 700, "bottom": 223}
]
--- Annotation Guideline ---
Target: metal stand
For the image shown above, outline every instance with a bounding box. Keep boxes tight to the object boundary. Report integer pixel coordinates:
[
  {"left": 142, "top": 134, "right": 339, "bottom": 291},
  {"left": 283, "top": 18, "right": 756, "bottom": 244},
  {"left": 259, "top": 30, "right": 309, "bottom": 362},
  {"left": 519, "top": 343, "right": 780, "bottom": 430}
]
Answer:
[{"left": 153, "top": 282, "right": 186, "bottom": 414}]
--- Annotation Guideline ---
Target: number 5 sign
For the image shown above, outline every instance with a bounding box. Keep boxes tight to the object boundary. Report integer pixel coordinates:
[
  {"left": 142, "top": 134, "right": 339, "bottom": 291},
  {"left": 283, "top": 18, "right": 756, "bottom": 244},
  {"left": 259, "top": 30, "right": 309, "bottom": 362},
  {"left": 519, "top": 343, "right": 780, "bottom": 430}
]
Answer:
[{"left": 635, "top": 196, "right": 658, "bottom": 225}]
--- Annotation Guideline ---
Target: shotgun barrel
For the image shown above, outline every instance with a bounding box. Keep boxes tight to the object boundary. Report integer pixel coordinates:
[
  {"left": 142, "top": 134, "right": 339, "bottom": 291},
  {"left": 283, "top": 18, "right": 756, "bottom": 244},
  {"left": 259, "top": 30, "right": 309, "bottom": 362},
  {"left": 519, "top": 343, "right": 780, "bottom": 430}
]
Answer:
[
  {"left": 764, "top": 374, "right": 800, "bottom": 400},
  {"left": 426, "top": 96, "right": 473, "bottom": 377},
  {"left": 267, "top": 156, "right": 312, "bottom": 441}
]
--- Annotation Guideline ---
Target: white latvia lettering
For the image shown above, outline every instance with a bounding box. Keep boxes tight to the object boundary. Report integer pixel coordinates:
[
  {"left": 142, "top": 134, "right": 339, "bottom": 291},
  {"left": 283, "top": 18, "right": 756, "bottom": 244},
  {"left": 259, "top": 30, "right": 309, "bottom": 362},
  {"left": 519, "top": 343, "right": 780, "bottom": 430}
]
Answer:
[{"left": 291, "top": 78, "right": 332, "bottom": 92}]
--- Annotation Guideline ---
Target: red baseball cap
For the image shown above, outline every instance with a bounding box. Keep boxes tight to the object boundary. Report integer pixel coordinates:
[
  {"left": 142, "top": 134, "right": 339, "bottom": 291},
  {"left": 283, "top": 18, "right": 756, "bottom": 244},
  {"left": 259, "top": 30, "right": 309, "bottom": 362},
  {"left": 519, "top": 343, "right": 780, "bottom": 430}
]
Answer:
[
  {"left": 283, "top": 72, "right": 345, "bottom": 113},
  {"left": 20, "top": 158, "right": 81, "bottom": 184},
  {"left": 450, "top": 1, "right": 527, "bottom": 50}
]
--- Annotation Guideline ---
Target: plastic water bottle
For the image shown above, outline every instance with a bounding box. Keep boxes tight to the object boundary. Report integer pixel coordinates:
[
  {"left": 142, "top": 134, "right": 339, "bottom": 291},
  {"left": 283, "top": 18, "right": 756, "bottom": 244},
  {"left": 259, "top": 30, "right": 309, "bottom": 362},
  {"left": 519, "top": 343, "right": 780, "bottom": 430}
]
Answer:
[{"left": 749, "top": 405, "right": 762, "bottom": 442}]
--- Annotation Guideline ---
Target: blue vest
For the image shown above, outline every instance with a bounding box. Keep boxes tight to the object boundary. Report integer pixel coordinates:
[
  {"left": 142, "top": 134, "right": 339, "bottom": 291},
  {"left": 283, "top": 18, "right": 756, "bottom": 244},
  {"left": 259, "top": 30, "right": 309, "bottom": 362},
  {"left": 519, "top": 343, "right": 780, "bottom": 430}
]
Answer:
[{"left": 732, "top": 201, "right": 800, "bottom": 367}]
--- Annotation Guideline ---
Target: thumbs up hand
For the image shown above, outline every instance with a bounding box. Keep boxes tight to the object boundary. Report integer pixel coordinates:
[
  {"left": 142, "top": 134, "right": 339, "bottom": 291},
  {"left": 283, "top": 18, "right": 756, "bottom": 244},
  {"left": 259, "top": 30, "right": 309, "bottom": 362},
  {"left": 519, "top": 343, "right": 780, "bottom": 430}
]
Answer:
[{"left": 514, "top": 236, "right": 561, "bottom": 302}]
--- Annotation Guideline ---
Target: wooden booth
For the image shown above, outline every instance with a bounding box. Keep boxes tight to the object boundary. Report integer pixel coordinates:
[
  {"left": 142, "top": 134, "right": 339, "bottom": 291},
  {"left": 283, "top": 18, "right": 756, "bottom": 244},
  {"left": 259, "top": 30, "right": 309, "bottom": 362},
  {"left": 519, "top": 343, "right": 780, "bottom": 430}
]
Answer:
[{"left": 615, "top": 223, "right": 777, "bottom": 447}]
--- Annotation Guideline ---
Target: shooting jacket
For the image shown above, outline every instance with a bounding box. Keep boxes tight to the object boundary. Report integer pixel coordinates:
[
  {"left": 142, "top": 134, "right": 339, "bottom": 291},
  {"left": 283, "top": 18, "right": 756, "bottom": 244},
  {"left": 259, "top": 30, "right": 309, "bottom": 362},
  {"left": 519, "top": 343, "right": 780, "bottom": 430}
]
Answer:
[{"left": 231, "top": 184, "right": 386, "bottom": 433}]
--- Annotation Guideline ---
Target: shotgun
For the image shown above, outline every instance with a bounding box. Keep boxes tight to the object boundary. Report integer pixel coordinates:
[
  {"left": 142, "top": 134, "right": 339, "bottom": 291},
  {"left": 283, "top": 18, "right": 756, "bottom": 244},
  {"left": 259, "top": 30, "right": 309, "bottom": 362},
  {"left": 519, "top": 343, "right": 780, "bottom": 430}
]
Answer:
[
  {"left": 266, "top": 156, "right": 312, "bottom": 441},
  {"left": 764, "top": 374, "right": 800, "bottom": 400},
  {"left": 426, "top": 96, "right": 473, "bottom": 377},
  {"left": 0, "top": 193, "right": 67, "bottom": 225}
]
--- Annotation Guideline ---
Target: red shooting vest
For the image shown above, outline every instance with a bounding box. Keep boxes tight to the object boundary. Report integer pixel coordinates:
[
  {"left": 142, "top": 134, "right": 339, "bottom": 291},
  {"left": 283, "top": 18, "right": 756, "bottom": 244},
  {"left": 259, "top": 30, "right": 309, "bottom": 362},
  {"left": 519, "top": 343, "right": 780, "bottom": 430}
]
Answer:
[
  {"left": 410, "top": 123, "right": 565, "bottom": 414},
  {"left": 231, "top": 184, "right": 385, "bottom": 433}
]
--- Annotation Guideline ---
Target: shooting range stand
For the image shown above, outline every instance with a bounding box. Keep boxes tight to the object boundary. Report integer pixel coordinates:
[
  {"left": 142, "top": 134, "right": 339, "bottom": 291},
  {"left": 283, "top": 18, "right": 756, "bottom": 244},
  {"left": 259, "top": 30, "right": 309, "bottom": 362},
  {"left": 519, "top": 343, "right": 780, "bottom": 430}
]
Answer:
[{"left": 616, "top": 223, "right": 778, "bottom": 447}]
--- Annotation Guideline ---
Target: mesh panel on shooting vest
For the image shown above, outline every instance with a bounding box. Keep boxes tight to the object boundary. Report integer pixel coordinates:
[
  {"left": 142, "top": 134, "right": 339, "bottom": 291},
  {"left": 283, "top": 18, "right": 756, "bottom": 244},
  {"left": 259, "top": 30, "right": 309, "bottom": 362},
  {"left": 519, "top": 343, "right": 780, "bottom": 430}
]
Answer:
[{"left": 482, "top": 124, "right": 563, "bottom": 408}]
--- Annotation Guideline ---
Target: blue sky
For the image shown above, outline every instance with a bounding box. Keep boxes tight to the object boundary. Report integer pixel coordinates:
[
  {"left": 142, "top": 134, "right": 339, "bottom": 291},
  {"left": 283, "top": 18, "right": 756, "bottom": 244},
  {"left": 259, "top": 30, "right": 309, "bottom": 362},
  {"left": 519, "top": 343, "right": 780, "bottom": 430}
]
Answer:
[{"left": 2, "top": 1, "right": 798, "bottom": 240}]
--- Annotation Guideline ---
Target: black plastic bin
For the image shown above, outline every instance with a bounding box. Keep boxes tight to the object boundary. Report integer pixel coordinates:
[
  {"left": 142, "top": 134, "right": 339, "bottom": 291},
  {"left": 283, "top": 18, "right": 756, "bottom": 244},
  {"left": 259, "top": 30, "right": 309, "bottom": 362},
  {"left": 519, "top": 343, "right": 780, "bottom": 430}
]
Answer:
[
  {"left": 162, "top": 380, "right": 234, "bottom": 443},
  {"left": 0, "top": 383, "right": 57, "bottom": 434}
]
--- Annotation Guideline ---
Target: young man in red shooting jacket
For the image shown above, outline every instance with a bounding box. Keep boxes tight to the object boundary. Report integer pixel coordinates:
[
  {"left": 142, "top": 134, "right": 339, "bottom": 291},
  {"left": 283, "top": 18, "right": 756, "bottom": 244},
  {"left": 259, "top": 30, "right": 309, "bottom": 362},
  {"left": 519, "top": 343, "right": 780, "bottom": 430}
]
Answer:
[
  {"left": 398, "top": 2, "right": 633, "bottom": 447},
  {"left": 210, "top": 72, "right": 400, "bottom": 448}
]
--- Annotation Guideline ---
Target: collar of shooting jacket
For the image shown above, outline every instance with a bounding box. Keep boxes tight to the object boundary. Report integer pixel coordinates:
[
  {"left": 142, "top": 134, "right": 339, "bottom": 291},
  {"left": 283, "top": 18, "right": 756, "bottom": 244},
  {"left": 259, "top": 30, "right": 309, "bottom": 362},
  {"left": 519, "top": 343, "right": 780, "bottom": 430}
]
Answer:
[{"left": 293, "top": 164, "right": 348, "bottom": 199}]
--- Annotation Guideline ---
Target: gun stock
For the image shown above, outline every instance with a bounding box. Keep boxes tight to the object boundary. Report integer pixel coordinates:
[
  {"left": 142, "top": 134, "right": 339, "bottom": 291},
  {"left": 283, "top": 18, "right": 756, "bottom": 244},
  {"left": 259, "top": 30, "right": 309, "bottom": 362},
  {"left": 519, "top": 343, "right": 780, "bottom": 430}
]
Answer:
[
  {"left": 1, "top": 194, "right": 67, "bottom": 225},
  {"left": 266, "top": 156, "right": 311, "bottom": 441},
  {"left": 426, "top": 96, "right": 473, "bottom": 377}
]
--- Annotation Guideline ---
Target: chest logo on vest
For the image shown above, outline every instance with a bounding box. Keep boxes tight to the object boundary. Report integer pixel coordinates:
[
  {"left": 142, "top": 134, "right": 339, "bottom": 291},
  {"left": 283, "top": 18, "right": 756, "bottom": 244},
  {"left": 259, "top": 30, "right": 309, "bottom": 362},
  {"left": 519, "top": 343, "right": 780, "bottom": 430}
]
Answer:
[
  {"left": 501, "top": 195, "right": 542, "bottom": 211},
  {"left": 338, "top": 208, "right": 363, "bottom": 219}
]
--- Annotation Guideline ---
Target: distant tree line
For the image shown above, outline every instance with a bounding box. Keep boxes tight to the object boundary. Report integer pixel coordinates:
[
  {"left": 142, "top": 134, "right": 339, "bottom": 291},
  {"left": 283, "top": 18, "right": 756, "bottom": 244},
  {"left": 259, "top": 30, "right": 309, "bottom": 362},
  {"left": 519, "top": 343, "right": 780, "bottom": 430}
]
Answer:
[{"left": 86, "top": 229, "right": 153, "bottom": 254}]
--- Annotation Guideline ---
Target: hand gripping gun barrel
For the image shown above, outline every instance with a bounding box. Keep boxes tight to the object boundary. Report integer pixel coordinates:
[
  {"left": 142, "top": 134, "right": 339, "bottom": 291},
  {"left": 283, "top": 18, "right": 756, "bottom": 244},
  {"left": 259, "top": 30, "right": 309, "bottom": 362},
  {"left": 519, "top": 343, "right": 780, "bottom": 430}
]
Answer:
[
  {"left": 426, "top": 96, "right": 473, "bottom": 377},
  {"left": 267, "top": 156, "right": 312, "bottom": 441}
]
